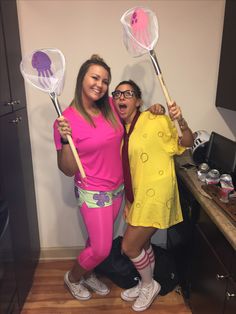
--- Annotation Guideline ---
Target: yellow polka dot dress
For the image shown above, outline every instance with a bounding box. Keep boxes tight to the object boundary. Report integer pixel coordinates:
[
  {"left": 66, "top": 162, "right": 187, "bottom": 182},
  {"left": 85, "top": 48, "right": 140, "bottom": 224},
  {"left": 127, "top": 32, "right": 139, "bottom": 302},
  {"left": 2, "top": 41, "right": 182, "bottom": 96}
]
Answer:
[{"left": 126, "top": 111, "right": 185, "bottom": 229}]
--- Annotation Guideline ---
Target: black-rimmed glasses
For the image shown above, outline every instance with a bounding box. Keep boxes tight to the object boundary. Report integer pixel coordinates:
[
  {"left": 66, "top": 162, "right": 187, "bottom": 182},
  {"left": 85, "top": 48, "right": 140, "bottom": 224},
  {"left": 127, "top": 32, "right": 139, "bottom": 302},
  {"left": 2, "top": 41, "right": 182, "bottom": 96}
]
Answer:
[{"left": 112, "top": 90, "right": 136, "bottom": 99}]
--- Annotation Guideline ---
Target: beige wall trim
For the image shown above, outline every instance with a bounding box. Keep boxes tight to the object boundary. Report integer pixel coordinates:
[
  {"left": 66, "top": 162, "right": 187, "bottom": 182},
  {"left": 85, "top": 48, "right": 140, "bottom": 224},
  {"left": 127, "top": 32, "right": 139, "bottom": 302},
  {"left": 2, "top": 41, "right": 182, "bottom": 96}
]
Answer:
[{"left": 39, "top": 246, "right": 83, "bottom": 261}]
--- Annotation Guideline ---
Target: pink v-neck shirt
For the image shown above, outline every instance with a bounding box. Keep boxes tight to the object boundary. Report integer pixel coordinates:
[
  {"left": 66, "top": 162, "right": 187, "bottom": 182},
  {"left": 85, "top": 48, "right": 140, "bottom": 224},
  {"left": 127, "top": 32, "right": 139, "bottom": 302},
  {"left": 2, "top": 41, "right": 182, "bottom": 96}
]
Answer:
[{"left": 53, "top": 99, "right": 124, "bottom": 191}]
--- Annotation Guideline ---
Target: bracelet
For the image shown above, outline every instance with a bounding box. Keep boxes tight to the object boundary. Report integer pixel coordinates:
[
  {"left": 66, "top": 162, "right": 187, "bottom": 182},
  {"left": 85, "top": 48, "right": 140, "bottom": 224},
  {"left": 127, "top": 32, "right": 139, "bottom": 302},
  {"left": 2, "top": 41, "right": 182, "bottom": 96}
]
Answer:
[
  {"left": 178, "top": 117, "right": 189, "bottom": 131},
  {"left": 60, "top": 137, "right": 69, "bottom": 145}
]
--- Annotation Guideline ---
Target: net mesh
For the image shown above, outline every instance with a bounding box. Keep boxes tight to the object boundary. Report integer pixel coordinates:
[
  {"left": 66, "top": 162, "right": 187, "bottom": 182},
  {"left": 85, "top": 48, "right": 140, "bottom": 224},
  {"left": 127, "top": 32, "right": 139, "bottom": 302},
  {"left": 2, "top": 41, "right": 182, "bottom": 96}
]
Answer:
[
  {"left": 20, "top": 48, "right": 65, "bottom": 95},
  {"left": 120, "top": 7, "right": 159, "bottom": 57}
]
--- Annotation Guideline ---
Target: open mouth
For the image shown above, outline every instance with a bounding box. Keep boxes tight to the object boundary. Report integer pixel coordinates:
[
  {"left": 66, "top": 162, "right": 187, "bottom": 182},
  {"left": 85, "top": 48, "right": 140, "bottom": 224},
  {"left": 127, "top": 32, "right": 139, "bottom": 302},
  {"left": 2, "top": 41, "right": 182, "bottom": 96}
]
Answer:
[{"left": 118, "top": 104, "right": 127, "bottom": 113}]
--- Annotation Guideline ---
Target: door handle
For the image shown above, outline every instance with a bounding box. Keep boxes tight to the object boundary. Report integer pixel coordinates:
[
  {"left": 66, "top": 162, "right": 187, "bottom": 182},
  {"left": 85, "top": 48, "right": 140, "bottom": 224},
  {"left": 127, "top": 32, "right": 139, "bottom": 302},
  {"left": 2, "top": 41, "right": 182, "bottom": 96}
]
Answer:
[
  {"left": 216, "top": 274, "right": 228, "bottom": 280},
  {"left": 226, "top": 291, "right": 236, "bottom": 300},
  {"left": 5, "top": 100, "right": 21, "bottom": 106},
  {"left": 9, "top": 116, "right": 22, "bottom": 124}
]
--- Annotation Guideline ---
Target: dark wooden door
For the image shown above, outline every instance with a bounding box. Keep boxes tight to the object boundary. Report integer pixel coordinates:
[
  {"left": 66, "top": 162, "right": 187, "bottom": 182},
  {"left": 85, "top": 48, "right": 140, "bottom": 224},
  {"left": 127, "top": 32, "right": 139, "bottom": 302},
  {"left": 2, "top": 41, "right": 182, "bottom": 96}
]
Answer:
[
  {"left": 0, "top": 4, "right": 12, "bottom": 116},
  {"left": 224, "top": 253, "right": 236, "bottom": 314},
  {"left": 216, "top": 0, "right": 236, "bottom": 111},
  {"left": 0, "top": 109, "right": 40, "bottom": 310},
  {"left": 0, "top": 0, "right": 25, "bottom": 112},
  {"left": 224, "top": 278, "right": 236, "bottom": 314},
  {"left": 190, "top": 225, "right": 227, "bottom": 314},
  {"left": 0, "top": 197, "right": 18, "bottom": 314},
  {"left": 0, "top": 0, "right": 40, "bottom": 311}
]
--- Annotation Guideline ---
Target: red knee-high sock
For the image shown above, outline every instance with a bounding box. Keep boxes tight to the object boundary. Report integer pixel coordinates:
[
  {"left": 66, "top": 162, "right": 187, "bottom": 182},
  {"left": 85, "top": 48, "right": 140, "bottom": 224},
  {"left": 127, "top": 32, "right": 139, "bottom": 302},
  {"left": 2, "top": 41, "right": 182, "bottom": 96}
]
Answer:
[
  {"left": 131, "top": 249, "right": 152, "bottom": 286},
  {"left": 146, "top": 245, "right": 155, "bottom": 275}
]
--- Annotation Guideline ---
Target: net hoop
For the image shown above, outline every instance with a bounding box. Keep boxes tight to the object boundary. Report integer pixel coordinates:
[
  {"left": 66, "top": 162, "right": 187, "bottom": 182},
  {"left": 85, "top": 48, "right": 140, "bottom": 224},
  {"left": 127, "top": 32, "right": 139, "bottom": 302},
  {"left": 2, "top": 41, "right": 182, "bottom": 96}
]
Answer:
[
  {"left": 20, "top": 48, "right": 66, "bottom": 95},
  {"left": 120, "top": 6, "right": 159, "bottom": 57}
]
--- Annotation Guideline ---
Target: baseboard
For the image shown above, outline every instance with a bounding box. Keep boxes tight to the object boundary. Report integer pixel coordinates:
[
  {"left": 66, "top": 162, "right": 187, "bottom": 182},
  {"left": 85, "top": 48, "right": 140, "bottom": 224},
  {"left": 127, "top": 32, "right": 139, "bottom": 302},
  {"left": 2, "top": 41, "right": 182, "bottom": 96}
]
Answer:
[{"left": 39, "top": 246, "right": 83, "bottom": 261}]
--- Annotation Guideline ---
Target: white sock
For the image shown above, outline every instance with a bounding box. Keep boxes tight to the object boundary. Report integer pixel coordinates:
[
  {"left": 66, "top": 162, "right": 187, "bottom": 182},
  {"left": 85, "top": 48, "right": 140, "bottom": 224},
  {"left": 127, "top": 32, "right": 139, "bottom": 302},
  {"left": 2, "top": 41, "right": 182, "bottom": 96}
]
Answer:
[
  {"left": 146, "top": 245, "right": 155, "bottom": 275},
  {"left": 131, "top": 249, "right": 153, "bottom": 286}
]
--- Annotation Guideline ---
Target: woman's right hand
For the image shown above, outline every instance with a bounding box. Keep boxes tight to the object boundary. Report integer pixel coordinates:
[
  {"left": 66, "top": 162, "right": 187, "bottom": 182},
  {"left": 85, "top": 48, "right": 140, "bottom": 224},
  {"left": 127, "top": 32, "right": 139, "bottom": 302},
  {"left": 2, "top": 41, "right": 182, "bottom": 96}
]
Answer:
[
  {"left": 56, "top": 116, "right": 78, "bottom": 176},
  {"left": 57, "top": 116, "right": 72, "bottom": 140}
]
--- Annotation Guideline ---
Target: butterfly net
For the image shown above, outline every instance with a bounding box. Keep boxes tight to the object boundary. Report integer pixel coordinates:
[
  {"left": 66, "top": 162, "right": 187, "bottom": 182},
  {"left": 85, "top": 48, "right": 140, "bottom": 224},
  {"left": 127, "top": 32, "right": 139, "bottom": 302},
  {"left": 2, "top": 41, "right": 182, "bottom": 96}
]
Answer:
[
  {"left": 120, "top": 7, "right": 159, "bottom": 57},
  {"left": 20, "top": 48, "right": 65, "bottom": 95}
]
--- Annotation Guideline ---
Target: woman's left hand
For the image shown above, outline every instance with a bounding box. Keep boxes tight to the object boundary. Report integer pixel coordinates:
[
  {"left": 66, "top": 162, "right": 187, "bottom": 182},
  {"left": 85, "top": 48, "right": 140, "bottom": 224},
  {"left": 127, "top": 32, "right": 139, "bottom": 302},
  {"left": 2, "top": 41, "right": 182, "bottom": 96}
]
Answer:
[
  {"left": 148, "top": 103, "right": 165, "bottom": 115},
  {"left": 168, "top": 101, "right": 194, "bottom": 147}
]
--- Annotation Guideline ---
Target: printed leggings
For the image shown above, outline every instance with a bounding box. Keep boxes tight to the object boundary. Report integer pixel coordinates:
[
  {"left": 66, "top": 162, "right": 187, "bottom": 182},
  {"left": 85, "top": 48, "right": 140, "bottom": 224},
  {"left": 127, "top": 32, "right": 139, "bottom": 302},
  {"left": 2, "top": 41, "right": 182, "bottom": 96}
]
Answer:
[{"left": 76, "top": 187, "right": 123, "bottom": 270}]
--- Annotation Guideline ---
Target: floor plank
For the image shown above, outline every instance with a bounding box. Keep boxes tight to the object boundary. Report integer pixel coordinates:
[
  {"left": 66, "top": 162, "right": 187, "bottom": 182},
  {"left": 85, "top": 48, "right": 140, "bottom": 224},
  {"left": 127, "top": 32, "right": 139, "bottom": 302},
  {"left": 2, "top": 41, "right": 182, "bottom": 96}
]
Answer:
[{"left": 21, "top": 260, "right": 192, "bottom": 314}]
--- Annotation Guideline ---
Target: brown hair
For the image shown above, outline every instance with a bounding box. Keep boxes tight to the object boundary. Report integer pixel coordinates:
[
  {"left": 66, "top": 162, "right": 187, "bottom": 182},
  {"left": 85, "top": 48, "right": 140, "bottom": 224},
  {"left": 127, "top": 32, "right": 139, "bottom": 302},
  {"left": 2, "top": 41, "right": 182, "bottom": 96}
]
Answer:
[
  {"left": 114, "top": 80, "right": 142, "bottom": 99},
  {"left": 71, "top": 54, "right": 118, "bottom": 128}
]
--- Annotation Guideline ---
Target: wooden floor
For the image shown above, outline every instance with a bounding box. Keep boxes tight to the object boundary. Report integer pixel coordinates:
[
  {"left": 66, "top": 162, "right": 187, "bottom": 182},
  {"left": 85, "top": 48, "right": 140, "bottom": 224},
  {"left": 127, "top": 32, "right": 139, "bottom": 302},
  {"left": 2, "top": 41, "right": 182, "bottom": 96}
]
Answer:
[{"left": 21, "top": 260, "right": 192, "bottom": 314}]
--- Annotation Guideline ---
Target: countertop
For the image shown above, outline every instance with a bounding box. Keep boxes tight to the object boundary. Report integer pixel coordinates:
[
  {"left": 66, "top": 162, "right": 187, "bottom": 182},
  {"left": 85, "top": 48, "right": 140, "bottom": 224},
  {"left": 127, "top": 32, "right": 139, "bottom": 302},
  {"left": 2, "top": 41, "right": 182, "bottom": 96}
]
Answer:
[{"left": 175, "top": 152, "right": 236, "bottom": 251}]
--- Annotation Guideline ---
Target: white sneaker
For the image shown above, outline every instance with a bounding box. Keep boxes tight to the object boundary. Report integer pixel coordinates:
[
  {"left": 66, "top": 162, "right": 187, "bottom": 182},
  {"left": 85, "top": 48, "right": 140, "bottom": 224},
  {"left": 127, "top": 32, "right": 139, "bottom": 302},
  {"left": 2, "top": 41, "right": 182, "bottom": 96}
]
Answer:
[
  {"left": 132, "top": 280, "right": 161, "bottom": 312},
  {"left": 64, "top": 271, "right": 91, "bottom": 300},
  {"left": 82, "top": 273, "right": 110, "bottom": 295},
  {"left": 121, "top": 281, "right": 141, "bottom": 301}
]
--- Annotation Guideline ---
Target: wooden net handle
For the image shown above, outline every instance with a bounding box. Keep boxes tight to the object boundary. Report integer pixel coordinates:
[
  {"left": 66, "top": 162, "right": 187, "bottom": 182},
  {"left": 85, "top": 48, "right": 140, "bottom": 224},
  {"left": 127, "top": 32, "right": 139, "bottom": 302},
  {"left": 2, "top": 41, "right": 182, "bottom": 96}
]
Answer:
[
  {"left": 66, "top": 134, "right": 86, "bottom": 179},
  {"left": 157, "top": 74, "right": 182, "bottom": 137}
]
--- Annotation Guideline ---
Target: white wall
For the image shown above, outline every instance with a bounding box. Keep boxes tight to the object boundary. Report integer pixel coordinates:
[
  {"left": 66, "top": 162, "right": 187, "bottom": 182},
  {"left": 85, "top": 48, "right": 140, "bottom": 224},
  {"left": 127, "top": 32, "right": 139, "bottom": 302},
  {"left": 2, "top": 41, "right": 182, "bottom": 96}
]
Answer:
[{"left": 16, "top": 0, "right": 236, "bottom": 251}]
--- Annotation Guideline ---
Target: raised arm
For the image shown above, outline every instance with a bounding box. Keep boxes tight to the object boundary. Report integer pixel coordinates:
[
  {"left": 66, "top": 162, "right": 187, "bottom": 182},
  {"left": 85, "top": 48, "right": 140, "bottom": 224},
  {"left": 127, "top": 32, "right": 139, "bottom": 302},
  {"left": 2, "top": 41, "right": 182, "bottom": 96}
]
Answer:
[{"left": 168, "top": 101, "right": 194, "bottom": 147}]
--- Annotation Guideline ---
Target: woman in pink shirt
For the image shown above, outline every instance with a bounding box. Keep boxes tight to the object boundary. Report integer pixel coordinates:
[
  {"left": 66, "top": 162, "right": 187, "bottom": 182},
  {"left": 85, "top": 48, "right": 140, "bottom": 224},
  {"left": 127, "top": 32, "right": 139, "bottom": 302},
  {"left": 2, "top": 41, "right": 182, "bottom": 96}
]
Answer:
[
  {"left": 54, "top": 55, "right": 164, "bottom": 301},
  {"left": 54, "top": 54, "right": 124, "bottom": 300}
]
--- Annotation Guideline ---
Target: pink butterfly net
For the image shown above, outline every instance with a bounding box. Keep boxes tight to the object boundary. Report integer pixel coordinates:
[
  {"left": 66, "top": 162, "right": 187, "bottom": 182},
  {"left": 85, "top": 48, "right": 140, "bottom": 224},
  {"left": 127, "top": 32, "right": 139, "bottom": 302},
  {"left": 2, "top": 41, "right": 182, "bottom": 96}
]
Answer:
[
  {"left": 121, "top": 7, "right": 159, "bottom": 57},
  {"left": 121, "top": 7, "right": 182, "bottom": 137}
]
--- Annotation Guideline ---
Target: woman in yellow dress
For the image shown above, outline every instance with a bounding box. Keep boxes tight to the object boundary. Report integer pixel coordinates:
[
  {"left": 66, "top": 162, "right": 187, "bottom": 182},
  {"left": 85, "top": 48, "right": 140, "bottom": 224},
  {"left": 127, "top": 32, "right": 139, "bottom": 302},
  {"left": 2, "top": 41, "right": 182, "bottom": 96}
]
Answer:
[{"left": 112, "top": 80, "right": 194, "bottom": 312}]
